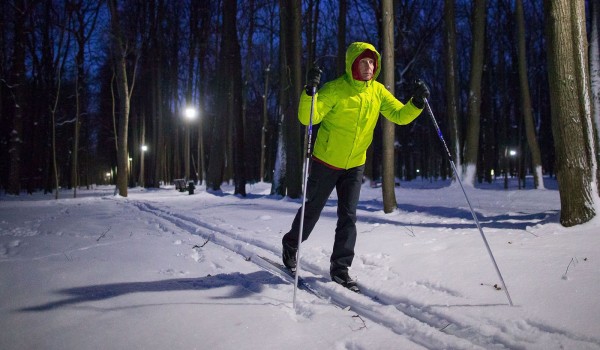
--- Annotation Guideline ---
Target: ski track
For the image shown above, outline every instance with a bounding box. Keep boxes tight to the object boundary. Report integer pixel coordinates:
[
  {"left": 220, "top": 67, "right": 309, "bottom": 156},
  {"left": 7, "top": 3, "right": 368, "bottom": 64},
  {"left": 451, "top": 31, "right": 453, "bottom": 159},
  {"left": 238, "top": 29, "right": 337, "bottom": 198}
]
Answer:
[{"left": 126, "top": 198, "right": 600, "bottom": 350}]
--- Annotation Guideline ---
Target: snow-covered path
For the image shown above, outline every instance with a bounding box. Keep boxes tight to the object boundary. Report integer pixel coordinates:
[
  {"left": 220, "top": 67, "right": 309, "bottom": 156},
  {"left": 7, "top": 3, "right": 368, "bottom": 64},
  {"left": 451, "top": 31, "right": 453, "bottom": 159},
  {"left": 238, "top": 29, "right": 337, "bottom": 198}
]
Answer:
[{"left": 1, "top": 180, "right": 599, "bottom": 349}]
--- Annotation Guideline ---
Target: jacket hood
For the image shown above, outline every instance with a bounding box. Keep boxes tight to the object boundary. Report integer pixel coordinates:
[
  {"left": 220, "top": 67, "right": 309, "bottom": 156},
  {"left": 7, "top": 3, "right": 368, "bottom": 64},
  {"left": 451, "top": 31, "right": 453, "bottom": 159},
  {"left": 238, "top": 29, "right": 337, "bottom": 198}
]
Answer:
[{"left": 345, "top": 42, "right": 381, "bottom": 83}]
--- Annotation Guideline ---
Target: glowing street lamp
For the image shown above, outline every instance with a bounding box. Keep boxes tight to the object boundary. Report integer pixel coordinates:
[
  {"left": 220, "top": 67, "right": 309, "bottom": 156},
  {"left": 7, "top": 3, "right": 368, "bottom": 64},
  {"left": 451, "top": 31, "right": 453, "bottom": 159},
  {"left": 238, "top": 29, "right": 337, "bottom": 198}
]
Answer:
[
  {"left": 184, "top": 107, "right": 198, "bottom": 121},
  {"left": 140, "top": 144, "right": 148, "bottom": 187},
  {"left": 183, "top": 106, "right": 198, "bottom": 180}
]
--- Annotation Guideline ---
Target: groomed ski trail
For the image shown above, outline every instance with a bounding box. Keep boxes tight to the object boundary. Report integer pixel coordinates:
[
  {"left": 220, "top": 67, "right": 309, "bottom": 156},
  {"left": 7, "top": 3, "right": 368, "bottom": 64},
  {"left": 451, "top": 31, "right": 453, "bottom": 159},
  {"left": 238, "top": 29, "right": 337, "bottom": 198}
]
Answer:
[{"left": 122, "top": 198, "right": 600, "bottom": 350}]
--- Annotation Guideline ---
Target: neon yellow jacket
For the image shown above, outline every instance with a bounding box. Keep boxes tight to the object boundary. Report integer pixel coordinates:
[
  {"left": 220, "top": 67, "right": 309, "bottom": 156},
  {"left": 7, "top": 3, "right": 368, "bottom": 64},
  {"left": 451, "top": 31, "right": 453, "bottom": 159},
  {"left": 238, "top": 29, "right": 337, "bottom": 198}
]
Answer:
[{"left": 298, "top": 42, "right": 423, "bottom": 169}]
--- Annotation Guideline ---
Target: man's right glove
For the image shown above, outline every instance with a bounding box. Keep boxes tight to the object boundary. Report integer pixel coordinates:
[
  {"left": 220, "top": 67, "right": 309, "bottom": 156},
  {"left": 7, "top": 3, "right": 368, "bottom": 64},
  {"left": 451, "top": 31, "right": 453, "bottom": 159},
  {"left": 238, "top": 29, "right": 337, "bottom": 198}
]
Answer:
[
  {"left": 411, "top": 80, "right": 430, "bottom": 109},
  {"left": 305, "top": 66, "right": 322, "bottom": 96}
]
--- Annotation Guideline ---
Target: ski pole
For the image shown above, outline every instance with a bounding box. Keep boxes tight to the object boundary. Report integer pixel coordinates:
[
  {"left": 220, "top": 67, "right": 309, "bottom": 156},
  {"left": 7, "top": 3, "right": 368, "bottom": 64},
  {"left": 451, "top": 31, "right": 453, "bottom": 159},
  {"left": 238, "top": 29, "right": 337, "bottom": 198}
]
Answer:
[
  {"left": 293, "top": 85, "right": 317, "bottom": 309},
  {"left": 424, "top": 98, "right": 514, "bottom": 306}
]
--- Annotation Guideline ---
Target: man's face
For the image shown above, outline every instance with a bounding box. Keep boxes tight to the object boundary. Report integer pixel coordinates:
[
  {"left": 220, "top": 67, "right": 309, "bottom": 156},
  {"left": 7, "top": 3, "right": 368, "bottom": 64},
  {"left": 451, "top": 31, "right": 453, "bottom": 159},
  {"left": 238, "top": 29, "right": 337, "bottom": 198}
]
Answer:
[{"left": 358, "top": 57, "right": 375, "bottom": 81}]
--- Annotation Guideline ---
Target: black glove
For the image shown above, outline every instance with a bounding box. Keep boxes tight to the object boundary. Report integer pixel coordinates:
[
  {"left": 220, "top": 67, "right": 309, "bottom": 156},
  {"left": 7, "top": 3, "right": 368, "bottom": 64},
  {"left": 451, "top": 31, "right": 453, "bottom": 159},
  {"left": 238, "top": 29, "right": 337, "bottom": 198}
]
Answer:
[
  {"left": 305, "top": 66, "right": 322, "bottom": 96},
  {"left": 411, "top": 80, "right": 430, "bottom": 109}
]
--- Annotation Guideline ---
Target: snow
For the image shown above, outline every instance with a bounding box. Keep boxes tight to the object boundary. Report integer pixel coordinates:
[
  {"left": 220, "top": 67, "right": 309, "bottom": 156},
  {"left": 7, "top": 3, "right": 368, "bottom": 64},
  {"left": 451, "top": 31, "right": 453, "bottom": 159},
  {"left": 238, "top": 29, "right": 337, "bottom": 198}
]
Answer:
[
  {"left": 463, "top": 163, "right": 477, "bottom": 187},
  {"left": 1, "top": 177, "right": 600, "bottom": 350},
  {"left": 534, "top": 165, "right": 545, "bottom": 190}
]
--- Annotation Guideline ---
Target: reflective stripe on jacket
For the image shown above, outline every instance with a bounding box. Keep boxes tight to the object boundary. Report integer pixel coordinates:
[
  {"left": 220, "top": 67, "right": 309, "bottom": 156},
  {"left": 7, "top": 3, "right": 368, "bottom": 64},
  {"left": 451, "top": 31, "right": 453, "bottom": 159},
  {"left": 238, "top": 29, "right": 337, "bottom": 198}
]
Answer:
[{"left": 298, "top": 42, "right": 423, "bottom": 169}]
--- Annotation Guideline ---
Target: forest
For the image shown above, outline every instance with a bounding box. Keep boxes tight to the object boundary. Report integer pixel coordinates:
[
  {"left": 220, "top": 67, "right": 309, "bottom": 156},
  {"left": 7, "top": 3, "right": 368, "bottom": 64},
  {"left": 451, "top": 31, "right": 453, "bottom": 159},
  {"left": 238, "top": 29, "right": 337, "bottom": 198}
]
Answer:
[{"left": 1, "top": 0, "right": 599, "bottom": 227}]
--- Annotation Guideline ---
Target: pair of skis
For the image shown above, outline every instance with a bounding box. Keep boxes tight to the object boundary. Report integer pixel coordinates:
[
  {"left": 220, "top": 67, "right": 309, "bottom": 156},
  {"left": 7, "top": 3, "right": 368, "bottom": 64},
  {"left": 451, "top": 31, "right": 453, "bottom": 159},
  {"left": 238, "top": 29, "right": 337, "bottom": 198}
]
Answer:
[{"left": 253, "top": 254, "right": 361, "bottom": 311}]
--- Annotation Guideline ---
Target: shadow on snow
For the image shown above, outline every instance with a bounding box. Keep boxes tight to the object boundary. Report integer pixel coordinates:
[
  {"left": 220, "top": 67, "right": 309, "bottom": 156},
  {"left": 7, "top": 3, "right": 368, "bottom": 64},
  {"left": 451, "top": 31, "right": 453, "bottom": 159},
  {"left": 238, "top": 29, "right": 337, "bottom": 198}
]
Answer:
[{"left": 18, "top": 271, "right": 286, "bottom": 312}]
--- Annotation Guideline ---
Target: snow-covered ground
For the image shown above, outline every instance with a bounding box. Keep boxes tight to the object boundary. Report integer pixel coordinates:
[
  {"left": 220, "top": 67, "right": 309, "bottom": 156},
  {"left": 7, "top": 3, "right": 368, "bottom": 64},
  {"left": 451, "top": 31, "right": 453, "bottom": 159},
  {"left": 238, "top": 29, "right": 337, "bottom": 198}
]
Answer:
[{"left": 1, "top": 177, "right": 599, "bottom": 349}]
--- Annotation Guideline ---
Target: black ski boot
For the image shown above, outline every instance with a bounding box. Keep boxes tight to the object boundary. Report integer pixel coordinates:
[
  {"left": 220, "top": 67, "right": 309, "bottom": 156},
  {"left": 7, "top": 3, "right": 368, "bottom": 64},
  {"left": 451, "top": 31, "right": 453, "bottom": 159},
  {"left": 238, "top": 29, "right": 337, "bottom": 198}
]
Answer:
[
  {"left": 282, "top": 242, "right": 297, "bottom": 273},
  {"left": 331, "top": 270, "right": 360, "bottom": 293}
]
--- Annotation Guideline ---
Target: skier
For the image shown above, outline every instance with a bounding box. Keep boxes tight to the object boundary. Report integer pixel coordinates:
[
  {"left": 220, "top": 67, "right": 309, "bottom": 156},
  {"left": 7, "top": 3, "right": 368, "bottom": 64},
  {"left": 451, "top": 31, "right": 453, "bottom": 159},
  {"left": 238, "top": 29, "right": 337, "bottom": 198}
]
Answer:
[{"left": 282, "top": 41, "right": 430, "bottom": 292}]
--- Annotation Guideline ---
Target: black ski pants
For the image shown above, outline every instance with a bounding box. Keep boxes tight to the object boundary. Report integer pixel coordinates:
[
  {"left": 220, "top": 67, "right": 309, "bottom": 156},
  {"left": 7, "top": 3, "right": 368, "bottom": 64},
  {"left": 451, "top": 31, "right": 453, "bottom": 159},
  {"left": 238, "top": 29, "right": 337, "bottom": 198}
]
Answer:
[{"left": 282, "top": 160, "right": 365, "bottom": 276}]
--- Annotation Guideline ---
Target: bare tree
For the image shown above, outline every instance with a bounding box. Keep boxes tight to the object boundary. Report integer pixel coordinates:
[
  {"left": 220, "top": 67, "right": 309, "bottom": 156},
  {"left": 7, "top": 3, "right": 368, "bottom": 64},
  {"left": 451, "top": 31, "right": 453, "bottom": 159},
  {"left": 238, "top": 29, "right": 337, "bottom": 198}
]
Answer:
[
  {"left": 6, "top": 0, "right": 31, "bottom": 195},
  {"left": 272, "top": 0, "right": 303, "bottom": 198},
  {"left": 544, "top": 0, "right": 598, "bottom": 226},
  {"left": 336, "top": 0, "right": 347, "bottom": 76},
  {"left": 68, "top": 0, "right": 101, "bottom": 198},
  {"left": 516, "top": 0, "right": 544, "bottom": 189},
  {"left": 463, "top": 0, "right": 487, "bottom": 186},
  {"left": 206, "top": 0, "right": 244, "bottom": 193},
  {"left": 381, "top": 0, "right": 396, "bottom": 213},
  {"left": 229, "top": 0, "right": 246, "bottom": 196},
  {"left": 590, "top": 0, "right": 600, "bottom": 190},
  {"left": 444, "top": 0, "right": 461, "bottom": 180},
  {"left": 108, "top": 0, "right": 133, "bottom": 197}
]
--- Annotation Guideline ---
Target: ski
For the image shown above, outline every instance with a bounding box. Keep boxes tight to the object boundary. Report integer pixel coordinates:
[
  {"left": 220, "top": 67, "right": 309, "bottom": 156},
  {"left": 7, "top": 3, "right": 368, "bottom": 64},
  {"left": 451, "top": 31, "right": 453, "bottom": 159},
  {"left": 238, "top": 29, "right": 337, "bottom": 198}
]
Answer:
[
  {"left": 253, "top": 254, "right": 369, "bottom": 311},
  {"left": 253, "top": 255, "right": 320, "bottom": 297}
]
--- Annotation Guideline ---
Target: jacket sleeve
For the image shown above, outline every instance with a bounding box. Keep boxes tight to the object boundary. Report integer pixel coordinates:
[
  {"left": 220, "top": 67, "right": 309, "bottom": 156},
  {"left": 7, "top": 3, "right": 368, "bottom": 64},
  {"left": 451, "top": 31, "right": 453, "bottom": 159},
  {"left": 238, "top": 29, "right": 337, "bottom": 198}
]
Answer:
[
  {"left": 298, "top": 84, "right": 335, "bottom": 126},
  {"left": 378, "top": 86, "right": 423, "bottom": 125}
]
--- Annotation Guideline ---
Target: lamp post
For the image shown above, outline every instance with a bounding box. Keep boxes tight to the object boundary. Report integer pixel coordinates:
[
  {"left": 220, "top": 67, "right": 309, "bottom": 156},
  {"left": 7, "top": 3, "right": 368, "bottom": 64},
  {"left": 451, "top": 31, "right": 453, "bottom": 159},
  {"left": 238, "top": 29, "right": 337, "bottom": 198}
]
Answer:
[
  {"left": 140, "top": 144, "right": 148, "bottom": 187},
  {"left": 504, "top": 147, "right": 517, "bottom": 189},
  {"left": 128, "top": 156, "right": 133, "bottom": 186},
  {"left": 183, "top": 107, "right": 198, "bottom": 180}
]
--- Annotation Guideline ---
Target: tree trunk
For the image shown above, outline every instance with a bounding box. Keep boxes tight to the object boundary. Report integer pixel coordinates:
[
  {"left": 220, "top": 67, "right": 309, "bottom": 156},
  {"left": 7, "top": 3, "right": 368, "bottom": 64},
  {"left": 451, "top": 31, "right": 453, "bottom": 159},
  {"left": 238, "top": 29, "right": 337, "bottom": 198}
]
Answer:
[
  {"left": 108, "top": 0, "right": 131, "bottom": 197},
  {"left": 272, "top": 0, "right": 302, "bottom": 198},
  {"left": 207, "top": 0, "right": 243, "bottom": 191},
  {"left": 71, "top": 57, "right": 82, "bottom": 197},
  {"left": 463, "top": 0, "right": 487, "bottom": 186},
  {"left": 444, "top": 0, "right": 461, "bottom": 181},
  {"left": 7, "top": 0, "right": 27, "bottom": 195},
  {"left": 516, "top": 0, "right": 544, "bottom": 189},
  {"left": 381, "top": 0, "right": 397, "bottom": 213},
  {"left": 336, "top": 0, "right": 347, "bottom": 76},
  {"left": 544, "top": 0, "right": 597, "bottom": 226},
  {"left": 227, "top": 0, "right": 246, "bottom": 196},
  {"left": 590, "top": 0, "right": 600, "bottom": 190},
  {"left": 260, "top": 66, "right": 270, "bottom": 182},
  {"left": 139, "top": 116, "right": 146, "bottom": 187}
]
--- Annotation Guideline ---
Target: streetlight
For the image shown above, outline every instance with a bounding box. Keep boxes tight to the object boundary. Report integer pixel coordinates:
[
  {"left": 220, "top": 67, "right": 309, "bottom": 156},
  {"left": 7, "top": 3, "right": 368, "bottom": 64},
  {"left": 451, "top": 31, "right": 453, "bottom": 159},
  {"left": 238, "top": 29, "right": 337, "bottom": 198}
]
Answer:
[
  {"left": 504, "top": 147, "right": 518, "bottom": 189},
  {"left": 140, "top": 144, "right": 148, "bottom": 187},
  {"left": 183, "top": 106, "right": 198, "bottom": 180},
  {"left": 184, "top": 107, "right": 198, "bottom": 121},
  {"left": 128, "top": 156, "right": 133, "bottom": 186}
]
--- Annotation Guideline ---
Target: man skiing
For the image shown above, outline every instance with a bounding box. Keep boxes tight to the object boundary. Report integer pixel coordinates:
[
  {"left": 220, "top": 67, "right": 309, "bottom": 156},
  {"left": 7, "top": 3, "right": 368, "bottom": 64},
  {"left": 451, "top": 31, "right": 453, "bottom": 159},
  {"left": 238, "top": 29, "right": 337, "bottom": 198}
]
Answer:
[{"left": 282, "top": 41, "right": 430, "bottom": 292}]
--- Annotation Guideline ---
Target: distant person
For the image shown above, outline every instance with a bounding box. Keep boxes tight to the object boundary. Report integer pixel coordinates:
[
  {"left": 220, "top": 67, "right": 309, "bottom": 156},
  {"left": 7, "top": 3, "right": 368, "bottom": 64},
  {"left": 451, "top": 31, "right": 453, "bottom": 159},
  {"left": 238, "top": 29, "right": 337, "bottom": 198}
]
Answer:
[{"left": 282, "top": 41, "right": 429, "bottom": 292}]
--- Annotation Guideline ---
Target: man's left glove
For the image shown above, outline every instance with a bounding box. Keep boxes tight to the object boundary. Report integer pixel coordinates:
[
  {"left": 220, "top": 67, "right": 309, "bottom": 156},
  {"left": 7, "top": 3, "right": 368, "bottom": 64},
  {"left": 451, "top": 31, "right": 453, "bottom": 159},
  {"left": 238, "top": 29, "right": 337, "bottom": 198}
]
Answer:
[
  {"left": 305, "top": 66, "right": 322, "bottom": 96},
  {"left": 411, "top": 80, "right": 430, "bottom": 109}
]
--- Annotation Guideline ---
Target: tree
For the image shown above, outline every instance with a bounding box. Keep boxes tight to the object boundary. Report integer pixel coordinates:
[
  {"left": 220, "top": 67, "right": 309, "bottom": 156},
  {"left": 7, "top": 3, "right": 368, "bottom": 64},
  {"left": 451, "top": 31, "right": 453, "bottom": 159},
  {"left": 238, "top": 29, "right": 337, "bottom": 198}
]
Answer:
[
  {"left": 544, "top": 0, "right": 598, "bottom": 226},
  {"left": 68, "top": 0, "right": 101, "bottom": 197},
  {"left": 381, "top": 0, "right": 396, "bottom": 213},
  {"left": 206, "top": 0, "right": 244, "bottom": 194},
  {"left": 228, "top": 0, "right": 246, "bottom": 196},
  {"left": 444, "top": 0, "right": 461, "bottom": 180},
  {"left": 463, "top": 0, "right": 487, "bottom": 186},
  {"left": 6, "top": 0, "right": 28, "bottom": 195},
  {"left": 590, "top": 0, "right": 600, "bottom": 190},
  {"left": 272, "top": 0, "right": 302, "bottom": 198},
  {"left": 336, "top": 0, "right": 347, "bottom": 76},
  {"left": 108, "top": 0, "right": 133, "bottom": 197},
  {"left": 516, "top": 0, "right": 544, "bottom": 189}
]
